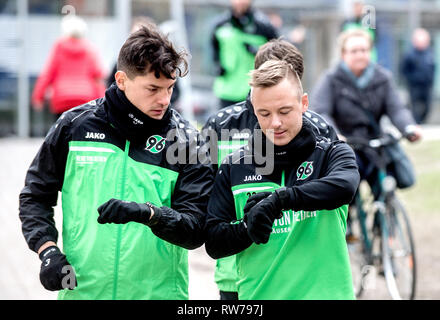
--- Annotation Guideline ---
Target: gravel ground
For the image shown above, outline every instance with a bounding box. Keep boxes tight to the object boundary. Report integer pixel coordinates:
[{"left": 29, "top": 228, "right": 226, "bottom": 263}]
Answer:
[{"left": 1, "top": 130, "right": 439, "bottom": 300}]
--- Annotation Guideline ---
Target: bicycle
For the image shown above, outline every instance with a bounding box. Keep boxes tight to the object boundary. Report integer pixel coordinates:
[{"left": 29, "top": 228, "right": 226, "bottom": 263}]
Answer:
[{"left": 346, "top": 133, "right": 417, "bottom": 300}]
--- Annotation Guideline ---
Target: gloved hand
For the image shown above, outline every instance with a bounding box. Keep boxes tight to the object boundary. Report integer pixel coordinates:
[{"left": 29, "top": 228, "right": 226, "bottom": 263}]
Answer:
[
  {"left": 39, "top": 246, "right": 77, "bottom": 291},
  {"left": 97, "top": 198, "right": 159, "bottom": 226},
  {"left": 244, "top": 187, "right": 292, "bottom": 217},
  {"left": 244, "top": 191, "right": 286, "bottom": 219},
  {"left": 243, "top": 192, "right": 272, "bottom": 215},
  {"left": 243, "top": 192, "right": 284, "bottom": 245}
]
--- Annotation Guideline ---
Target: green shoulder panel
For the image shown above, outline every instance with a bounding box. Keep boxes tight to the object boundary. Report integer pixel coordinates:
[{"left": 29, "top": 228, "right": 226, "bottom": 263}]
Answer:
[
  {"left": 214, "top": 25, "right": 268, "bottom": 101},
  {"left": 59, "top": 140, "right": 186, "bottom": 300}
]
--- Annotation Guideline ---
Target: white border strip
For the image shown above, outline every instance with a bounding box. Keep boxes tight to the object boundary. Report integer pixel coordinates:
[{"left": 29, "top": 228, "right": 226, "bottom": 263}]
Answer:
[
  {"left": 232, "top": 186, "right": 273, "bottom": 196},
  {"left": 69, "top": 146, "right": 116, "bottom": 153}
]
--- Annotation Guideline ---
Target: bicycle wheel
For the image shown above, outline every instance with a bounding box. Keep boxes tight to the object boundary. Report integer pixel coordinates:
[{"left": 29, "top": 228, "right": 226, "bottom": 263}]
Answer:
[
  {"left": 381, "top": 195, "right": 417, "bottom": 300},
  {"left": 347, "top": 204, "right": 366, "bottom": 298},
  {"left": 347, "top": 184, "right": 378, "bottom": 298}
]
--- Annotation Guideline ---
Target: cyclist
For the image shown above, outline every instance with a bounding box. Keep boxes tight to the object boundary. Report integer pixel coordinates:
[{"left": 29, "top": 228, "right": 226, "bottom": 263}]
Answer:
[
  {"left": 19, "top": 24, "right": 214, "bottom": 300},
  {"left": 202, "top": 39, "right": 338, "bottom": 300},
  {"left": 311, "top": 29, "right": 422, "bottom": 195},
  {"left": 204, "top": 59, "right": 360, "bottom": 299}
]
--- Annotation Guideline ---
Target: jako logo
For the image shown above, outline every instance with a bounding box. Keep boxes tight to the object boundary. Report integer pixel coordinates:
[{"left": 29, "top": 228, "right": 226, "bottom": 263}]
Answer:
[
  {"left": 85, "top": 132, "right": 105, "bottom": 140},
  {"left": 128, "top": 113, "right": 144, "bottom": 125},
  {"left": 232, "top": 132, "right": 250, "bottom": 139},
  {"left": 244, "top": 174, "right": 262, "bottom": 182}
]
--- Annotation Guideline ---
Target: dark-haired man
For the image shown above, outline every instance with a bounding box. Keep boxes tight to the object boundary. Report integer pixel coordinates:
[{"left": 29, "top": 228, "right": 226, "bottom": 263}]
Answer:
[{"left": 19, "top": 24, "right": 213, "bottom": 299}]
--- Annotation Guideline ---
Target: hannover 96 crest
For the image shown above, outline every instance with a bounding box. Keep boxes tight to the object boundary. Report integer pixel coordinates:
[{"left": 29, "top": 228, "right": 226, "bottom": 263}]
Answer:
[
  {"left": 146, "top": 135, "right": 166, "bottom": 154},
  {"left": 296, "top": 161, "right": 313, "bottom": 180}
]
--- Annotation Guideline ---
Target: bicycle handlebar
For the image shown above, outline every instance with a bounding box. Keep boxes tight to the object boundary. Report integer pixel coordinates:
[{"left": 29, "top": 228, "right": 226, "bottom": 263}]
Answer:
[{"left": 346, "top": 131, "right": 415, "bottom": 151}]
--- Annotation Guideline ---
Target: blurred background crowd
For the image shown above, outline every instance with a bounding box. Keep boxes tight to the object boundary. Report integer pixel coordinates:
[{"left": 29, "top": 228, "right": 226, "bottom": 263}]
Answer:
[{"left": 0, "top": 0, "right": 438, "bottom": 137}]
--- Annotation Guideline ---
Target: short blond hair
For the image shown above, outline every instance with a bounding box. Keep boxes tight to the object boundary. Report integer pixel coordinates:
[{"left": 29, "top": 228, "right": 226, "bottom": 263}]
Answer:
[
  {"left": 249, "top": 59, "right": 303, "bottom": 98},
  {"left": 338, "top": 28, "right": 373, "bottom": 55}
]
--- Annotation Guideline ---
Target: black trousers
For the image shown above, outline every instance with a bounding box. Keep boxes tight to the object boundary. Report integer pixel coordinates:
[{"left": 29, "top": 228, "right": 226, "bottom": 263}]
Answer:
[{"left": 409, "top": 85, "right": 433, "bottom": 124}]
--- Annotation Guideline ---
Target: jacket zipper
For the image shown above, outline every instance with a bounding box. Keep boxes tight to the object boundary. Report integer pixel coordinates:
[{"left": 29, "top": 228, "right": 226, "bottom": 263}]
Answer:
[{"left": 112, "top": 140, "right": 130, "bottom": 300}]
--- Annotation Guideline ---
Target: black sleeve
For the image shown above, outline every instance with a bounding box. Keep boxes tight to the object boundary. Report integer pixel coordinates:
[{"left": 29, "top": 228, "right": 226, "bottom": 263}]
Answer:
[
  {"left": 261, "top": 20, "right": 278, "bottom": 40},
  {"left": 304, "top": 111, "right": 340, "bottom": 142},
  {"left": 286, "top": 141, "right": 360, "bottom": 211},
  {"left": 211, "top": 28, "right": 220, "bottom": 70},
  {"left": 383, "top": 75, "right": 416, "bottom": 133},
  {"left": 310, "top": 72, "right": 340, "bottom": 135},
  {"left": 201, "top": 114, "right": 214, "bottom": 133},
  {"left": 149, "top": 133, "right": 215, "bottom": 250},
  {"left": 210, "top": 18, "right": 226, "bottom": 76},
  {"left": 253, "top": 11, "right": 279, "bottom": 40},
  {"left": 19, "top": 116, "right": 70, "bottom": 253},
  {"left": 204, "top": 162, "right": 252, "bottom": 259},
  {"left": 201, "top": 116, "right": 219, "bottom": 171}
]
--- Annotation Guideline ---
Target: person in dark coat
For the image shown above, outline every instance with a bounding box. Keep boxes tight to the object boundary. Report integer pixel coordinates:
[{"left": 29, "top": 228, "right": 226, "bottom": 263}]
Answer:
[
  {"left": 401, "top": 28, "right": 436, "bottom": 124},
  {"left": 310, "top": 29, "right": 422, "bottom": 190}
]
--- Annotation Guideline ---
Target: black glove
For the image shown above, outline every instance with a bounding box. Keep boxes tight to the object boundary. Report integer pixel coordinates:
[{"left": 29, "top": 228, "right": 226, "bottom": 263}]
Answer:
[
  {"left": 244, "top": 187, "right": 293, "bottom": 217},
  {"left": 39, "top": 246, "right": 77, "bottom": 291},
  {"left": 244, "top": 190, "right": 287, "bottom": 219},
  {"left": 243, "top": 192, "right": 272, "bottom": 216},
  {"left": 243, "top": 192, "right": 283, "bottom": 245},
  {"left": 97, "top": 198, "right": 160, "bottom": 226}
]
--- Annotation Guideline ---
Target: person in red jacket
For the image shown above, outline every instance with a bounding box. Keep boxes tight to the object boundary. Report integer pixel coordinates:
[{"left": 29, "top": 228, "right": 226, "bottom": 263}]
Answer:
[{"left": 32, "top": 15, "right": 106, "bottom": 118}]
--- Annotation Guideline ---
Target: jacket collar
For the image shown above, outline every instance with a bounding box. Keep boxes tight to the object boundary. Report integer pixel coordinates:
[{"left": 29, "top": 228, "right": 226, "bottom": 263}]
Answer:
[
  {"left": 104, "top": 84, "right": 171, "bottom": 145},
  {"left": 340, "top": 61, "right": 376, "bottom": 89},
  {"left": 333, "top": 62, "right": 388, "bottom": 90},
  {"left": 249, "top": 120, "right": 316, "bottom": 168},
  {"left": 245, "top": 92, "right": 255, "bottom": 115}
]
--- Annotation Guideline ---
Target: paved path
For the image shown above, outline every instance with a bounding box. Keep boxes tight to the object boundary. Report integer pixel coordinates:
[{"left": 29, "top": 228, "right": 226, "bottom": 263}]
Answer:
[{"left": 1, "top": 125, "right": 439, "bottom": 299}]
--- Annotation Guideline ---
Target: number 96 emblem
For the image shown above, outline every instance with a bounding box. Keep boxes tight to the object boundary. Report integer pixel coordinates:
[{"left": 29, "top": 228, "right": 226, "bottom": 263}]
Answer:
[
  {"left": 146, "top": 135, "right": 166, "bottom": 154},
  {"left": 297, "top": 161, "right": 313, "bottom": 180}
]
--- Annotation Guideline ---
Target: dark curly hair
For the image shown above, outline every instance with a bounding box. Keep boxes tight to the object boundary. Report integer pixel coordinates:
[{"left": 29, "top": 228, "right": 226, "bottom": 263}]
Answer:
[
  {"left": 254, "top": 38, "right": 304, "bottom": 80},
  {"left": 117, "top": 23, "right": 188, "bottom": 80}
]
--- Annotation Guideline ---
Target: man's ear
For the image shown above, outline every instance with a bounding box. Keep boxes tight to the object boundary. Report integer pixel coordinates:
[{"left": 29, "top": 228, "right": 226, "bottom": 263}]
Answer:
[
  {"left": 301, "top": 93, "right": 309, "bottom": 113},
  {"left": 115, "top": 71, "right": 127, "bottom": 91}
]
